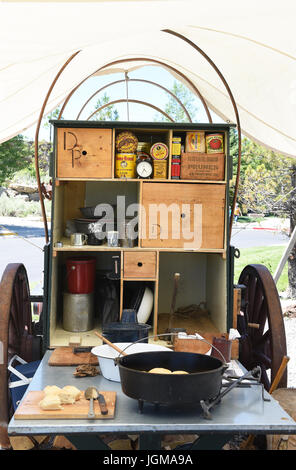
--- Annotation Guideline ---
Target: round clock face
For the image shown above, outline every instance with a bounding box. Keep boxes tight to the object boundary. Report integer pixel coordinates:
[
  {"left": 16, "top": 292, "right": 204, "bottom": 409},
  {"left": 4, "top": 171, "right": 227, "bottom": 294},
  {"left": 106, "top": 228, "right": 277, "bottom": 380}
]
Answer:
[{"left": 136, "top": 160, "right": 153, "bottom": 178}]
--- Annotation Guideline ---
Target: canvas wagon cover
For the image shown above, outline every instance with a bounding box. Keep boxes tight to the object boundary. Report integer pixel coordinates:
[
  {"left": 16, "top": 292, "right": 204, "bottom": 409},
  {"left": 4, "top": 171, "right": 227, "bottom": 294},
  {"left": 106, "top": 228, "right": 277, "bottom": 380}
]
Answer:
[{"left": 0, "top": 0, "right": 295, "bottom": 157}]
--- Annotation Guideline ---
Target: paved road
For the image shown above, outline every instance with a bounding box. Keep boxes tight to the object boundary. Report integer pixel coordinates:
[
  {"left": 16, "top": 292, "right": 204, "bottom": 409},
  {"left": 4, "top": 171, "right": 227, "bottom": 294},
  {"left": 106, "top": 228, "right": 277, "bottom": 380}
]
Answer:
[
  {"left": 231, "top": 226, "right": 288, "bottom": 249},
  {"left": 0, "top": 217, "right": 289, "bottom": 295},
  {"left": 0, "top": 218, "right": 48, "bottom": 295}
]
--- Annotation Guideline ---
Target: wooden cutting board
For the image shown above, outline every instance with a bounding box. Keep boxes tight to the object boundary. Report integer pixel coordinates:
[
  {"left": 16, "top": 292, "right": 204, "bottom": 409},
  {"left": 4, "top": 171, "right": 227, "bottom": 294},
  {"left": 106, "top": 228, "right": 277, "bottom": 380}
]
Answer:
[
  {"left": 14, "top": 391, "right": 116, "bottom": 420},
  {"left": 48, "top": 347, "right": 99, "bottom": 366}
]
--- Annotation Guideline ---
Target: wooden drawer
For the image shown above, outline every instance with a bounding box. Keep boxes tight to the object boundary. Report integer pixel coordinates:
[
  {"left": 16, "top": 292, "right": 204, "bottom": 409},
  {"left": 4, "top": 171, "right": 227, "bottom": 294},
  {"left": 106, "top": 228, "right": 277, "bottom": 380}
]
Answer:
[
  {"left": 123, "top": 251, "right": 157, "bottom": 279},
  {"left": 56, "top": 128, "right": 112, "bottom": 178},
  {"left": 180, "top": 152, "right": 225, "bottom": 181},
  {"left": 140, "top": 182, "right": 225, "bottom": 249}
]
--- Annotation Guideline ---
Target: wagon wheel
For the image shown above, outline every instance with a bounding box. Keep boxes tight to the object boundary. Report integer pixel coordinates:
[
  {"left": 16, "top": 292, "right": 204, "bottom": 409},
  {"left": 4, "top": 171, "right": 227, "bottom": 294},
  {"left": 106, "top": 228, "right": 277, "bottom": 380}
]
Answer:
[
  {"left": 237, "top": 264, "right": 287, "bottom": 391},
  {"left": 0, "top": 263, "right": 35, "bottom": 449}
]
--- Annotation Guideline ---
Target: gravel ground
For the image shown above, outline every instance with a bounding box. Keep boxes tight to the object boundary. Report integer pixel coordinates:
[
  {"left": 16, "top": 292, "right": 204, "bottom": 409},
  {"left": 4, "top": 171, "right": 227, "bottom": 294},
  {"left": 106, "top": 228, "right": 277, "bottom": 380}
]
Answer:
[{"left": 282, "top": 303, "right": 296, "bottom": 387}]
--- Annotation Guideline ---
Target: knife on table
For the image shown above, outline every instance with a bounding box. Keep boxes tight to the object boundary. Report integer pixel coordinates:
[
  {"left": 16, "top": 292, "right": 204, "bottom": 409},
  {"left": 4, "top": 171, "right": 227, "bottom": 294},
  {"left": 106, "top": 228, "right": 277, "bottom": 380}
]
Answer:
[{"left": 96, "top": 391, "right": 108, "bottom": 415}]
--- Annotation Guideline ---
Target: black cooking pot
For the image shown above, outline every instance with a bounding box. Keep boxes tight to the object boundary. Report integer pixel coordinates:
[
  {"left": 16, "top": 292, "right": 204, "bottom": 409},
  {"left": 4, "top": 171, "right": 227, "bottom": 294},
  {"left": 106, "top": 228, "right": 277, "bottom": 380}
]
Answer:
[
  {"left": 103, "top": 322, "right": 151, "bottom": 344},
  {"left": 74, "top": 218, "right": 117, "bottom": 246},
  {"left": 117, "top": 351, "right": 227, "bottom": 406}
]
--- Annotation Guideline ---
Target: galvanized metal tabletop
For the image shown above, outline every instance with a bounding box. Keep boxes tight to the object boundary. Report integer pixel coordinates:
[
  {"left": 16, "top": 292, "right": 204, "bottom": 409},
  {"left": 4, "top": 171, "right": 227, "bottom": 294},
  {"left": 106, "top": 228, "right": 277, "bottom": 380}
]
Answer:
[{"left": 8, "top": 351, "right": 296, "bottom": 450}]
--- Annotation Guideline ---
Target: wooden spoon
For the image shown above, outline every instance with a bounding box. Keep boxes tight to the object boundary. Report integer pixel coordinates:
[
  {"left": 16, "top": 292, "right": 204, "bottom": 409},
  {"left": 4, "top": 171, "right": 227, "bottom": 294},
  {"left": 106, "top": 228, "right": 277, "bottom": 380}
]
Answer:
[{"left": 94, "top": 331, "right": 128, "bottom": 356}]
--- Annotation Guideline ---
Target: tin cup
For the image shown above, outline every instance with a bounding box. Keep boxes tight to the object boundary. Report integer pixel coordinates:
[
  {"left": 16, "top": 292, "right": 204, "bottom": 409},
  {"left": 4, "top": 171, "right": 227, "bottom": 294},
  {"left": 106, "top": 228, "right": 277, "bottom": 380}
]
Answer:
[
  {"left": 107, "top": 230, "right": 119, "bottom": 247},
  {"left": 70, "top": 233, "right": 88, "bottom": 246}
]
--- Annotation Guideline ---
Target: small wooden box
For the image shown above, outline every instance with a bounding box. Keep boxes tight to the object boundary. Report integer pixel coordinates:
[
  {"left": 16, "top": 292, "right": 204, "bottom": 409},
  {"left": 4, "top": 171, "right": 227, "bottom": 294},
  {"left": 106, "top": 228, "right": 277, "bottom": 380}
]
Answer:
[
  {"left": 181, "top": 152, "right": 225, "bottom": 181},
  {"left": 57, "top": 127, "right": 112, "bottom": 178},
  {"left": 123, "top": 251, "right": 157, "bottom": 279},
  {"left": 174, "top": 335, "right": 239, "bottom": 360}
]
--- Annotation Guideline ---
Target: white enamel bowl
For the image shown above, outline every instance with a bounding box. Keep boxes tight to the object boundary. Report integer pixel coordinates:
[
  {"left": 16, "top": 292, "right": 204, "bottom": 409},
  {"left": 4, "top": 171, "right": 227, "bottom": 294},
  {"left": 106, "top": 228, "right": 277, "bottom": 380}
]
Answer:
[{"left": 91, "top": 342, "right": 172, "bottom": 382}]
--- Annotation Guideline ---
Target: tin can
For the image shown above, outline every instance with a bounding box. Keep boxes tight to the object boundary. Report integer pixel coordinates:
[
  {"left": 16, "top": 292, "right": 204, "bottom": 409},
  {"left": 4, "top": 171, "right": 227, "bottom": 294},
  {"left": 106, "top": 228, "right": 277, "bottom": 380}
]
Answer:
[
  {"left": 206, "top": 133, "right": 224, "bottom": 154},
  {"left": 137, "top": 142, "right": 151, "bottom": 154},
  {"left": 63, "top": 292, "right": 94, "bottom": 332},
  {"left": 185, "top": 132, "right": 205, "bottom": 153},
  {"left": 115, "top": 153, "right": 137, "bottom": 178},
  {"left": 150, "top": 142, "right": 168, "bottom": 160},
  {"left": 171, "top": 156, "right": 181, "bottom": 179},
  {"left": 172, "top": 137, "right": 181, "bottom": 156},
  {"left": 153, "top": 160, "right": 167, "bottom": 179},
  {"left": 115, "top": 131, "right": 138, "bottom": 153}
]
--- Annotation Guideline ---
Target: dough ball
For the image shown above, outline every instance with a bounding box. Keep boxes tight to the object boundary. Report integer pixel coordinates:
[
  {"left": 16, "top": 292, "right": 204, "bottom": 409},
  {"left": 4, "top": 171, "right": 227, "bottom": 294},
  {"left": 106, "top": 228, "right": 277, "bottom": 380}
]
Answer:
[
  {"left": 148, "top": 368, "right": 172, "bottom": 374},
  {"left": 59, "top": 390, "right": 76, "bottom": 405},
  {"left": 39, "top": 394, "right": 62, "bottom": 410},
  {"left": 171, "top": 370, "right": 189, "bottom": 374},
  {"left": 62, "top": 386, "right": 81, "bottom": 401},
  {"left": 42, "top": 385, "right": 81, "bottom": 405},
  {"left": 43, "top": 385, "right": 62, "bottom": 395}
]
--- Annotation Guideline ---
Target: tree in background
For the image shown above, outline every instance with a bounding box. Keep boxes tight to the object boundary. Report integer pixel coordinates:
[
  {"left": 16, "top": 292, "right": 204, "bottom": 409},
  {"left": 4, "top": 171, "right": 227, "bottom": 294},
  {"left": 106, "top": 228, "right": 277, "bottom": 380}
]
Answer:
[
  {"left": 154, "top": 81, "right": 198, "bottom": 122},
  {"left": 0, "top": 135, "right": 30, "bottom": 185},
  {"left": 93, "top": 93, "right": 119, "bottom": 121},
  {"left": 230, "top": 128, "right": 293, "bottom": 216},
  {"left": 230, "top": 128, "right": 296, "bottom": 296},
  {"left": 43, "top": 107, "right": 62, "bottom": 142}
]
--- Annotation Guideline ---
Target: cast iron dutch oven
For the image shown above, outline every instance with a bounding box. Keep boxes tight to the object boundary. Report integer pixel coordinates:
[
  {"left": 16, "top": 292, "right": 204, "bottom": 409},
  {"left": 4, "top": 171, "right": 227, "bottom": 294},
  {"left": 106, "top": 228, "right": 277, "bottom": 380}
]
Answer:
[{"left": 116, "top": 351, "right": 227, "bottom": 406}]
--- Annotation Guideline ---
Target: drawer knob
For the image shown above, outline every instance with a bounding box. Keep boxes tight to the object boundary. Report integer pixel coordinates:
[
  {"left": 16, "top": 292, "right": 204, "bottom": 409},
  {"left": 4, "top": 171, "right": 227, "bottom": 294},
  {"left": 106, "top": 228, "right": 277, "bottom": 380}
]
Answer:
[{"left": 137, "top": 262, "right": 143, "bottom": 267}]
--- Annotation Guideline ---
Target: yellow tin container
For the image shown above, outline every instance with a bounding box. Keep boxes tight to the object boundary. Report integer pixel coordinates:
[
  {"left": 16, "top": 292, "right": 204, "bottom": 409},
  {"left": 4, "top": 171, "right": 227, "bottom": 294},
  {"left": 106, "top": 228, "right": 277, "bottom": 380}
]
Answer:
[
  {"left": 153, "top": 160, "right": 167, "bottom": 179},
  {"left": 185, "top": 132, "right": 205, "bottom": 153},
  {"left": 115, "top": 131, "right": 138, "bottom": 153},
  {"left": 137, "top": 142, "right": 151, "bottom": 154},
  {"left": 115, "top": 153, "right": 137, "bottom": 179},
  {"left": 150, "top": 142, "right": 168, "bottom": 160},
  {"left": 172, "top": 137, "right": 181, "bottom": 156}
]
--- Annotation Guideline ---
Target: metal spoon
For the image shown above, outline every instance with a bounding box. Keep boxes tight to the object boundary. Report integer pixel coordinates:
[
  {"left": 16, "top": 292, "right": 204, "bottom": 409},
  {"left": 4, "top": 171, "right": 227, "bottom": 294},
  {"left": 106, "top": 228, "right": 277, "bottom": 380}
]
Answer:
[{"left": 84, "top": 387, "right": 98, "bottom": 419}]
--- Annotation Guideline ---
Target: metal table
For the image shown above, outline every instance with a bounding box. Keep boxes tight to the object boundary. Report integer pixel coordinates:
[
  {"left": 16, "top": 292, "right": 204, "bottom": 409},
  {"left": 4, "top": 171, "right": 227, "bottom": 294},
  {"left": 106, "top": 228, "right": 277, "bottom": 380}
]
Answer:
[{"left": 8, "top": 351, "right": 296, "bottom": 450}]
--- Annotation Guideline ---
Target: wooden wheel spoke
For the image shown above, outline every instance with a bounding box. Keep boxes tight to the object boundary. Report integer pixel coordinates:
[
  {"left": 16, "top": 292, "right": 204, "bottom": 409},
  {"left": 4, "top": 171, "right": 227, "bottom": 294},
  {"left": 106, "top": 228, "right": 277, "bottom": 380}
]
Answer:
[
  {"left": 238, "top": 264, "right": 287, "bottom": 390},
  {"left": 8, "top": 311, "right": 21, "bottom": 339},
  {"left": 252, "top": 285, "right": 265, "bottom": 325},
  {"left": 247, "top": 275, "right": 257, "bottom": 313},
  {"left": 0, "top": 263, "right": 37, "bottom": 448},
  {"left": 253, "top": 350, "right": 272, "bottom": 370},
  {"left": 255, "top": 329, "right": 270, "bottom": 348}
]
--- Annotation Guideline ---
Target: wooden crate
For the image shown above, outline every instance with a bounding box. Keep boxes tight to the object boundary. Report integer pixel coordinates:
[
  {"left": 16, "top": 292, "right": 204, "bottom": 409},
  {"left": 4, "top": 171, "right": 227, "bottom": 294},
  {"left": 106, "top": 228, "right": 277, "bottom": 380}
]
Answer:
[
  {"left": 180, "top": 152, "right": 225, "bottom": 181},
  {"left": 140, "top": 182, "right": 226, "bottom": 249},
  {"left": 56, "top": 127, "right": 112, "bottom": 178}
]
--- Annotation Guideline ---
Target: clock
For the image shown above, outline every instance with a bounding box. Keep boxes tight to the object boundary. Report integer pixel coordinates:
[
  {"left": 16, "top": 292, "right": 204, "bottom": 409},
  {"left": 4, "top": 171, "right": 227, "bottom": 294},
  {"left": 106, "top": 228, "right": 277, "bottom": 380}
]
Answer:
[{"left": 136, "top": 157, "right": 153, "bottom": 179}]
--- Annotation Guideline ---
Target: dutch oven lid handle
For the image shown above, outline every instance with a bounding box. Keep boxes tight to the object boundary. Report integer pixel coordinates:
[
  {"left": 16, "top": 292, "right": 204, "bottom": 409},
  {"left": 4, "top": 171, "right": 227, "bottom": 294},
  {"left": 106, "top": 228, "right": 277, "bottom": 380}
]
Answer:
[{"left": 113, "top": 333, "right": 228, "bottom": 366}]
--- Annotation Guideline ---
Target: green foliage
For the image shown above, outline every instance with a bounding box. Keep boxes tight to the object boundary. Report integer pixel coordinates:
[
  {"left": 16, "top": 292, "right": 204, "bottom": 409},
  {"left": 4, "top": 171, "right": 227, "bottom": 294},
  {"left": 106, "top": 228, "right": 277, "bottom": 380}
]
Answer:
[
  {"left": 43, "top": 107, "right": 62, "bottom": 128},
  {"left": 234, "top": 245, "right": 288, "bottom": 293},
  {"left": 0, "top": 192, "right": 51, "bottom": 217},
  {"left": 0, "top": 135, "right": 30, "bottom": 185},
  {"left": 230, "top": 129, "right": 293, "bottom": 215},
  {"left": 9, "top": 140, "right": 51, "bottom": 185},
  {"left": 93, "top": 93, "right": 119, "bottom": 121},
  {"left": 154, "top": 81, "right": 198, "bottom": 122}
]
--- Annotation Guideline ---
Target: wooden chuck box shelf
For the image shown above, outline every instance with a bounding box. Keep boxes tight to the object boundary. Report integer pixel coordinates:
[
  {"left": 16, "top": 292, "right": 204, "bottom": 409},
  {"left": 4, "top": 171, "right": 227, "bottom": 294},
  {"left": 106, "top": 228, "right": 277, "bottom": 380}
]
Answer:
[{"left": 46, "top": 121, "right": 235, "bottom": 352}]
